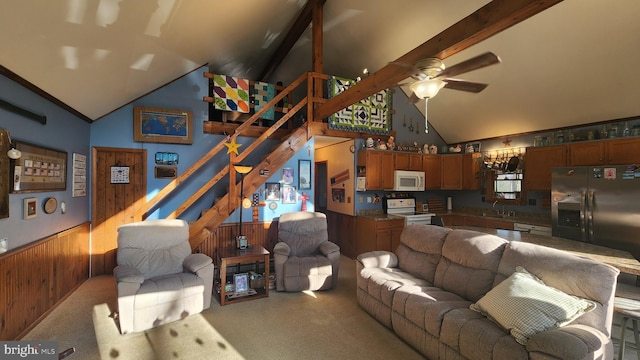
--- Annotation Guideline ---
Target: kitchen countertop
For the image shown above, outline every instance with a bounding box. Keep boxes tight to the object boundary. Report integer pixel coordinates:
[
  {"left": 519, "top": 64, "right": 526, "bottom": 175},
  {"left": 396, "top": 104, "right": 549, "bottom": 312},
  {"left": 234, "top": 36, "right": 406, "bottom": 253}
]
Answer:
[
  {"left": 435, "top": 208, "right": 552, "bottom": 227},
  {"left": 357, "top": 212, "right": 404, "bottom": 221},
  {"left": 455, "top": 226, "right": 640, "bottom": 276}
]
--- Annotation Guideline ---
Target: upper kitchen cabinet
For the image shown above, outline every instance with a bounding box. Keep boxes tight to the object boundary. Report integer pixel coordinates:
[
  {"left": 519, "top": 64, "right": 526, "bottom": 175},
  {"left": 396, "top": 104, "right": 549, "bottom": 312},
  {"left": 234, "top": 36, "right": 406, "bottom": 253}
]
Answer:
[
  {"left": 524, "top": 144, "right": 567, "bottom": 191},
  {"left": 357, "top": 150, "right": 394, "bottom": 190},
  {"left": 422, "top": 154, "right": 441, "bottom": 189},
  {"left": 605, "top": 138, "right": 640, "bottom": 164},
  {"left": 567, "top": 141, "right": 605, "bottom": 166},
  {"left": 462, "top": 153, "right": 482, "bottom": 190},
  {"left": 440, "top": 155, "right": 462, "bottom": 189},
  {"left": 394, "top": 153, "right": 423, "bottom": 171},
  {"left": 567, "top": 138, "right": 640, "bottom": 166},
  {"left": 440, "top": 153, "right": 482, "bottom": 190}
]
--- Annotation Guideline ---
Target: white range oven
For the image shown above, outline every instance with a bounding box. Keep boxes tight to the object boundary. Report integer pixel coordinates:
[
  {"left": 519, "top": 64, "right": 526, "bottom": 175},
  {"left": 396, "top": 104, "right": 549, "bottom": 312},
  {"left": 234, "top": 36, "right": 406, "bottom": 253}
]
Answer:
[{"left": 384, "top": 198, "right": 435, "bottom": 226}]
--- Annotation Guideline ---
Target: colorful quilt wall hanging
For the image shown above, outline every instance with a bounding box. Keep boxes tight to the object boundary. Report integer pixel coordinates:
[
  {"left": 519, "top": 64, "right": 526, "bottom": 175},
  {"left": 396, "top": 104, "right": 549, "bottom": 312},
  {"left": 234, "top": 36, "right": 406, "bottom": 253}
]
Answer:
[
  {"left": 252, "top": 81, "right": 275, "bottom": 120},
  {"left": 212, "top": 74, "right": 250, "bottom": 113},
  {"left": 210, "top": 74, "right": 278, "bottom": 121},
  {"left": 328, "top": 76, "right": 392, "bottom": 135}
]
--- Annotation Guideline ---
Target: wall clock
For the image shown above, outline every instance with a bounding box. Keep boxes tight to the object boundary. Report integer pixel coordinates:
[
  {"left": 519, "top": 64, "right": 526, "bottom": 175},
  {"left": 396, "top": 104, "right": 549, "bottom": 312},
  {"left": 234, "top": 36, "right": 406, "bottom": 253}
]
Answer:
[{"left": 43, "top": 197, "right": 57, "bottom": 214}]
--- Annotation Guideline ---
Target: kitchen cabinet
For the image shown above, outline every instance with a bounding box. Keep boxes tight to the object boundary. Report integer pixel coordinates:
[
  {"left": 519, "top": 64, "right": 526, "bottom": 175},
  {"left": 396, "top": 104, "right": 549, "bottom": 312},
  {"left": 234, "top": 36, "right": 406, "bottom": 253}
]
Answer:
[
  {"left": 422, "top": 154, "right": 442, "bottom": 189},
  {"left": 395, "top": 153, "right": 423, "bottom": 171},
  {"left": 567, "top": 142, "right": 605, "bottom": 166},
  {"left": 568, "top": 138, "right": 640, "bottom": 166},
  {"left": 355, "top": 217, "right": 404, "bottom": 254},
  {"left": 524, "top": 145, "right": 567, "bottom": 191},
  {"left": 357, "top": 150, "right": 394, "bottom": 190},
  {"left": 605, "top": 138, "right": 640, "bottom": 164},
  {"left": 462, "top": 153, "right": 482, "bottom": 190},
  {"left": 441, "top": 155, "right": 462, "bottom": 189},
  {"left": 440, "top": 153, "right": 481, "bottom": 190}
]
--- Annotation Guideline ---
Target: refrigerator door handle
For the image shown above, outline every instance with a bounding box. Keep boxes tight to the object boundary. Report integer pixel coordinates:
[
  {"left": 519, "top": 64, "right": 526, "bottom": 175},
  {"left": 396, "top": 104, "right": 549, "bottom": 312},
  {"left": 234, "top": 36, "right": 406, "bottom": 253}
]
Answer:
[
  {"left": 580, "top": 190, "right": 587, "bottom": 241},
  {"left": 587, "top": 190, "right": 595, "bottom": 241}
]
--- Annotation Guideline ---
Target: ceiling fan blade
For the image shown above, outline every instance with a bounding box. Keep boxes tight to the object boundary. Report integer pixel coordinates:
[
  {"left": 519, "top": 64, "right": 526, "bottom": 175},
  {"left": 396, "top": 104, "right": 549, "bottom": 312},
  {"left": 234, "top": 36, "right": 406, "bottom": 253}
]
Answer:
[
  {"left": 443, "top": 78, "right": 489, "bottom": 93},
  {"left": 436, "top": 52, "right": 501, "bottom": 79}
]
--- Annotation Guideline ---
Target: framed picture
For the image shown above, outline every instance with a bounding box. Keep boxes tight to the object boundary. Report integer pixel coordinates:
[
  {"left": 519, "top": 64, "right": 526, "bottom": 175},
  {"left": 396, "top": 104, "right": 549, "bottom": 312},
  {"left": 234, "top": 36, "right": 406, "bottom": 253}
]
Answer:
[
  {"left": 465, "top": 142, "right": 481, "bottom": 153},
  {"left": 265, "top": 182, "right": 280, "bottom": 201},
  {"left": 133, "top": 106, "right": 193, "bottom": 144},
  {"left": 298, "top": 159, "right": 311, "bottom": 189},
  {"left": 281, "top": 167, "right": 294, "bottom": 184},
  {"left": 11, "top": 140, "right": 67, "bottom": 193},
  {"left": 154, "top": 166, "right": 177, "bottom": 179},
  {"left": 282, "top": 185, "right": 296, "bottom": 204},
  {"left": 24, "top": 197, "right": 38, "bottom": 219},
  {"left": 233, "top": 273, "right": 249, "bottom": 294}
]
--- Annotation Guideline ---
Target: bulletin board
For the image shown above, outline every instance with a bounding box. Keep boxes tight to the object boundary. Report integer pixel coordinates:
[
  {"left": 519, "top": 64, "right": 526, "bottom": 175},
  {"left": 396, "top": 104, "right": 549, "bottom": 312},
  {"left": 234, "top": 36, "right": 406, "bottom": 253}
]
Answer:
[{"left": 11, "top": 140, "right": 67, "bottom": 193}]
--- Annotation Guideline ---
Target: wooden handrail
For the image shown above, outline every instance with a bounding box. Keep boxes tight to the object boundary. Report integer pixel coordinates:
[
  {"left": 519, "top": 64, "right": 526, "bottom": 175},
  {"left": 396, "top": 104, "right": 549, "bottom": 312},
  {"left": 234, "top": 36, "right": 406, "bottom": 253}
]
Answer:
[{"left": 137, "top": 71, "right": 325, "bottom": 223}]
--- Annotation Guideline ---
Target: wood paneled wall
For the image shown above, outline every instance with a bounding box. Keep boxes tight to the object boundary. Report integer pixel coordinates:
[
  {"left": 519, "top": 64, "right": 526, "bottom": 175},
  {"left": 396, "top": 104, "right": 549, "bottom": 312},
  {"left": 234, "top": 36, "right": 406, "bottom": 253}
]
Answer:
[
  {"left": 192, "top": 211, "right": 356, "bottom": 260},
  {"left": 0, "top": 222, "right": 90, "bottom": 340},
  {"left": 193, "top": 221, "right": 279, "bottom": 257}
]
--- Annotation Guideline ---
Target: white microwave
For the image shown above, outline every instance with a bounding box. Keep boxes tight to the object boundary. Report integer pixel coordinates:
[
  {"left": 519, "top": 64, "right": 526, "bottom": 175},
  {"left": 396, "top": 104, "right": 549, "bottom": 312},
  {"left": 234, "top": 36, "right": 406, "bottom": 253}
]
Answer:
[{"left": 390, "top": 170, "right": 425, "bottom": 191}]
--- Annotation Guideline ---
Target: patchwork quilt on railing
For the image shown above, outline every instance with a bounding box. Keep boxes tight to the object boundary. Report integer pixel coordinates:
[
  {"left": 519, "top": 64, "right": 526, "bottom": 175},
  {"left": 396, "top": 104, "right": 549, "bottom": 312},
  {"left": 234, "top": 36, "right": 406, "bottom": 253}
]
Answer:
[
  {"left": 212, "top": 74, "right": 250, "bottom": 113},
  {"left": 253, "top": 81, "right": 275, "bottom": 120},
  {"left": 328, "top": 76, "right": 392, "bottom": 135}
]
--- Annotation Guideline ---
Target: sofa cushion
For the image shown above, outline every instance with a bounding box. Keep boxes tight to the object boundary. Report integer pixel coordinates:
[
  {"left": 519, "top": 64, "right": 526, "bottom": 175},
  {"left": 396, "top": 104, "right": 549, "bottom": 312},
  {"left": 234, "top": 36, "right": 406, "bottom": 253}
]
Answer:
[
  {"left": 440, "top": 308, "right": 528, "bottom": 360},
  {"left": 470, "top": 266, "right": 597, "bottom": 345},
  {"left": 392, "top": 285, "right": 470, "bottom": 337},
  {"left": 434, "top": 230, "right": 508, "bottom": 302},
  {"left": 396, "top": 224, "right": 451, "bottom": 283}
]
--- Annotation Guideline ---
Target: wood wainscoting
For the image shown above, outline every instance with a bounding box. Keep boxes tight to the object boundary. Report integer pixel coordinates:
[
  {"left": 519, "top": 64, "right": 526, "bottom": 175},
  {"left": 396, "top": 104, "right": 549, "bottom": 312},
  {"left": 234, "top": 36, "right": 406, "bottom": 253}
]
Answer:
[
  {"left": 193, "top": 221, "right": 279, "bottom": 257},
  {"left": 0, "top": 222, "right": 90, "bottom": 340},
  {"left": 192, "top": 211, "right": 356, "bottom": 260}
]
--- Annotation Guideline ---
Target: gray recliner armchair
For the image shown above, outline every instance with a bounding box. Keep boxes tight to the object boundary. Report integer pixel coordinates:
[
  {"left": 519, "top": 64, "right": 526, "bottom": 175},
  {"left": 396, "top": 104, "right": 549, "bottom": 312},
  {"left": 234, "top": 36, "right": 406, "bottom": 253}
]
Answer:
[
  {"left": 114, "top": 219, "right": 214, "bottom": 334},
  {"left": 273, "top": 212, "right": 340, "bottom": 292}
]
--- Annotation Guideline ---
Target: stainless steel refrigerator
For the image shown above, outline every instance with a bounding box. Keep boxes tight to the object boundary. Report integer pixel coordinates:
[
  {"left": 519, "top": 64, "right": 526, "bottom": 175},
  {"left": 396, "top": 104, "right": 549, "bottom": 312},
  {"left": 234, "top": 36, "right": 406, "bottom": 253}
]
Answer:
[{"left": 551, "top": 165, "right": 640, "bottom": 259}]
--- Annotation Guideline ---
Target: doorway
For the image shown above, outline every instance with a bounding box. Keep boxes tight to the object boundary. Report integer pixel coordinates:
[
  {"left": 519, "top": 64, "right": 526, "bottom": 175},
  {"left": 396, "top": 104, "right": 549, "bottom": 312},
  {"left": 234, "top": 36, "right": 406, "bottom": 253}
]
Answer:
[
  {"left": 91, "top": 147, "right": 146, "bottom": 276},
  {"left": 315, "top": 161, "right": 327, "bottom": 213}
]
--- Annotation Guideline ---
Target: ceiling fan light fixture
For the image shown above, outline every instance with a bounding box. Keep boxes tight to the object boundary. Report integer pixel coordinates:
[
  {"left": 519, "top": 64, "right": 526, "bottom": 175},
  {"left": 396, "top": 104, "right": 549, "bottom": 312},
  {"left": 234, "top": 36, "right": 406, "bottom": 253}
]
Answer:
[{"left": 410, "top": 78, "right": 446, "bottom": 99}]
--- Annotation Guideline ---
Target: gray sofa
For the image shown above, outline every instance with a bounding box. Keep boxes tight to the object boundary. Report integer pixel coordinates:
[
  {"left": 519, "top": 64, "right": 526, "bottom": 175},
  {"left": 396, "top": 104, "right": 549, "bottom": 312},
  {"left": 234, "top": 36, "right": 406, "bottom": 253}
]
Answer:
[{"left": 356, "top": 224, "right": 620, "bottom": 359}]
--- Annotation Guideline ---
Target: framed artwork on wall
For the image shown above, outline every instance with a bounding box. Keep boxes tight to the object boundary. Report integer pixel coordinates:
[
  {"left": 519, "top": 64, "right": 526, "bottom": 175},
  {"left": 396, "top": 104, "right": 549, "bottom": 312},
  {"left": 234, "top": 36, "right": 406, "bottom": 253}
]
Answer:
[
  {"left": 23, "top": 197, "right": 37, "bottom": 219},
  {"left": 133, "top": 106, "right": 193, "bottom": 144},
  {"left": 282, "top": 185, "right": 296, "bottom": 204},
  {"left": 281, "top": 168, "right": 294, "bottom": 184},
  {"left": 298, "top": 160, "right": 311, "bottom": 189},
  {"left": 265, "top": 182, "right": 280, "bottom": 201}
]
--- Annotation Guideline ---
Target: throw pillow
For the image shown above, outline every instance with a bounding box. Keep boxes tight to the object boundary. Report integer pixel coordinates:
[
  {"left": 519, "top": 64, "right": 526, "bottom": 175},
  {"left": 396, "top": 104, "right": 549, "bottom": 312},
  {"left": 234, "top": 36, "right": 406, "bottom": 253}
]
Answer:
[{"left": 470, "top": 266, "right": 597, "bottom": 345}]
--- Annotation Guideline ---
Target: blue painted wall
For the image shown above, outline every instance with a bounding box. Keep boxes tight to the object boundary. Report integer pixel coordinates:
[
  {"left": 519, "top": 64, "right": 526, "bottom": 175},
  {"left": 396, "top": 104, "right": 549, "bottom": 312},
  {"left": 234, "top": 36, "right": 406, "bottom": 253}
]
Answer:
[
  {"left": 0, "top": 74, "right": 90, "bottom": 251},
  {"left": 91, "top": 66, "right": 314, "bottom": 223}
]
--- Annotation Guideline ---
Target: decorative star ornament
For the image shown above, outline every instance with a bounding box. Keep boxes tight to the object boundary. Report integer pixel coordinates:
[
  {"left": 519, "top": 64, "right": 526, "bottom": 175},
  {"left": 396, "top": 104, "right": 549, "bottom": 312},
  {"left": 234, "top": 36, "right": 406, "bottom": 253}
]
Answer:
[{"left": 225, "top": 137, "right": 242, "bottom": 155}]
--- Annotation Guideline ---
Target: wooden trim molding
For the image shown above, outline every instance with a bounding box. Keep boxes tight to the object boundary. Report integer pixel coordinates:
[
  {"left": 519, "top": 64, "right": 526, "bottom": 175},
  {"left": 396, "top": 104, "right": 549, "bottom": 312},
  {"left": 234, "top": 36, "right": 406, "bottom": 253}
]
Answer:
[{"left": 0, "top": 222, "right": 90, "bottom": 340}]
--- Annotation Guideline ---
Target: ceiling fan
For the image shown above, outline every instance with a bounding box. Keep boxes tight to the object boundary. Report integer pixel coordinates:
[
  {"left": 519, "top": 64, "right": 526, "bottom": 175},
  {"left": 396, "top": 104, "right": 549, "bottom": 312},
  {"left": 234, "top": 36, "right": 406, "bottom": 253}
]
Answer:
[{"left": 398, "top": 52, "right": 501, "bottom": 133}]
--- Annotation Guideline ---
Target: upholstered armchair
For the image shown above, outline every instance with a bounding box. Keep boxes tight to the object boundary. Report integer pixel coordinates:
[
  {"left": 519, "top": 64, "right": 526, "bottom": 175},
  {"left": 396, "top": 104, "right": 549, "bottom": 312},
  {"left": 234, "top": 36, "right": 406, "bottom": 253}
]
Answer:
[
  {"left": 273, "top": 212, "right": 340, "bottom": 292},
  {"left": 114, "top": 219, "right": 214, "bottom": 334}
]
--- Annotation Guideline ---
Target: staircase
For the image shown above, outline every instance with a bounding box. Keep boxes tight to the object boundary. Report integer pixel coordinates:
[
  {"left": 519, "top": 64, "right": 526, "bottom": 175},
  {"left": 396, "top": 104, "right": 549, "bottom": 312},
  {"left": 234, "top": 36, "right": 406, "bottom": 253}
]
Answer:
[{"left": 135, "top": 72, "right": 329, "bottom": 250}]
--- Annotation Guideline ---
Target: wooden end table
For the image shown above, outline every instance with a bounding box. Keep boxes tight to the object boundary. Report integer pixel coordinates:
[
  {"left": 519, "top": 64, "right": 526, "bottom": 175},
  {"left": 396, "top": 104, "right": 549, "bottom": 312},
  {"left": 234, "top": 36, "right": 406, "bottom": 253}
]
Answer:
[{"left": 215, "top": 245, "right": 270, "bottom": 306}]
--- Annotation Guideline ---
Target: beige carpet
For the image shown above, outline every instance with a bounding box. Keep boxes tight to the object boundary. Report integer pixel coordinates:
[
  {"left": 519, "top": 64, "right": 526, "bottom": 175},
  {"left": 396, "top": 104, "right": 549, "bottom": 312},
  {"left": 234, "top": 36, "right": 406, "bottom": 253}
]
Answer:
[{"left": 22, "top": 256, "right": 424, "bottom": 360}]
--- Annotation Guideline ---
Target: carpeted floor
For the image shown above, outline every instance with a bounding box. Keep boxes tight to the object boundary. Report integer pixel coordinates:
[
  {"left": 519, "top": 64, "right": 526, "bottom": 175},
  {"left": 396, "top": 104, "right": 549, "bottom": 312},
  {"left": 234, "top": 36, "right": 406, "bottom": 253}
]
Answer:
[
  {"left": 22, "top": 256, "right": 424, "bottom": 360},
  {"left": 22, "top": 256, "right": 640, "bottom": 359}
]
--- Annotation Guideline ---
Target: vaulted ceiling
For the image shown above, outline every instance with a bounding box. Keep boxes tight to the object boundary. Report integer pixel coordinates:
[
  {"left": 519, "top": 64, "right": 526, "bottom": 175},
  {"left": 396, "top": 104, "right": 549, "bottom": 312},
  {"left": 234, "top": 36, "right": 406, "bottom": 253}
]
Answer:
[{"left": 1, "top": 0, "right": 639, "bottom": 144}]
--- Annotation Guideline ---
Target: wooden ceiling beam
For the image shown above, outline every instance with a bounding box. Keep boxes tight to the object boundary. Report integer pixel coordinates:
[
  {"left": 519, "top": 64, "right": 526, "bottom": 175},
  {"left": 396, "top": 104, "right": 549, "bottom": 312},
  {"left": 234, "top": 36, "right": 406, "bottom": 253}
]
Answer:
[
  {"left": 259, "top": 0, "right": 327, "bottom": 82},
  {"left": 314, "top": 0, "right": 563, "bottom": 121}
]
